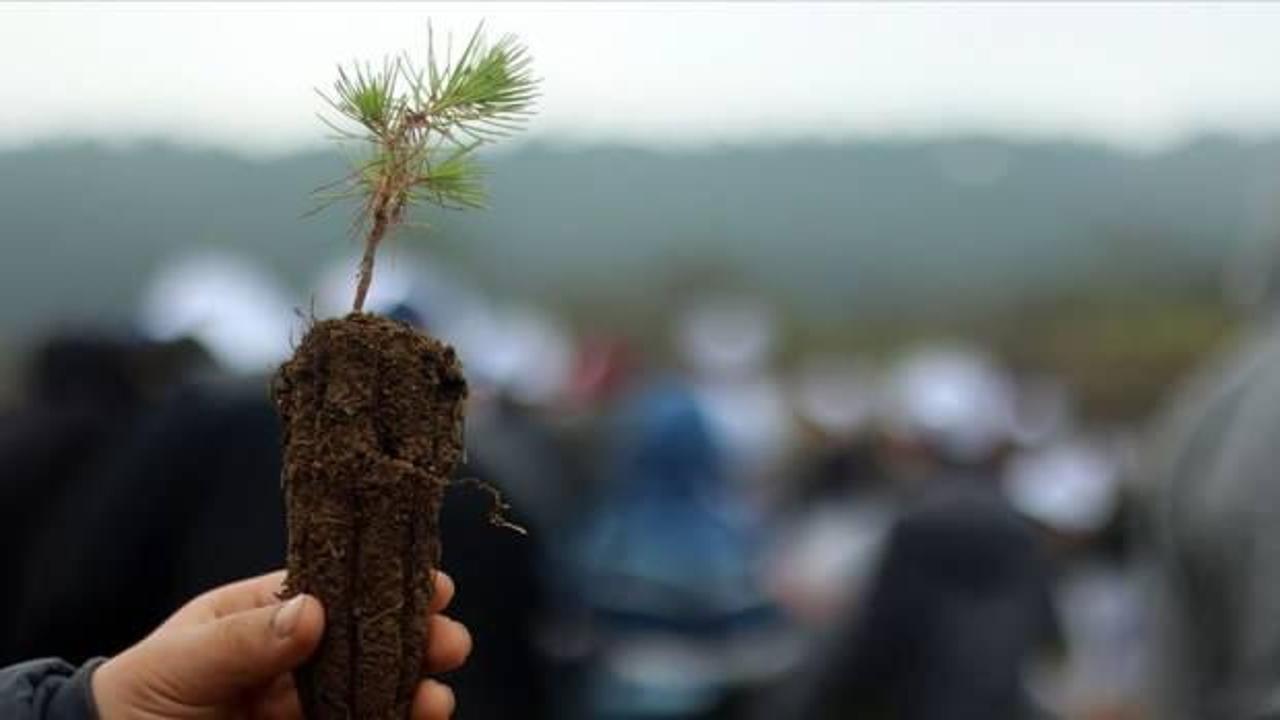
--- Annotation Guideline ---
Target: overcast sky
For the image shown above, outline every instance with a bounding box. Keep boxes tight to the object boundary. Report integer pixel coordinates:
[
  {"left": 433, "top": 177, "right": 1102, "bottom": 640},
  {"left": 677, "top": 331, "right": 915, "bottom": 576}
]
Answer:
[{"left": 3, "top": 2, "right": 1280, "bottom": 154}]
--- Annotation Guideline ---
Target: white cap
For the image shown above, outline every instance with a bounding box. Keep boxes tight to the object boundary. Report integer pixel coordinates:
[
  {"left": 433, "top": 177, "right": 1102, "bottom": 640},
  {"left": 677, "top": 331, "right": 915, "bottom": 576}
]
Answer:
[
  {"left": 455, "top": 304, "right": 574, "bottom": 405},
  {"left": 676, "top": 295, "right": 777, "bottom": 378},
  {"left": 791, "top": 355, "right": 875, "bottom": 437},
  {"left": 1010, "top": 374, "right": 1074, "bottom": 448},
  {"left": 138, "top": 252, "right": 298, "bottom": 375},
  {"left": 879, "top": 344, "right": 1016, "bottom": 463},
  {"left": 1004, "top": 440, "right": 1120, "bottom": 534}
]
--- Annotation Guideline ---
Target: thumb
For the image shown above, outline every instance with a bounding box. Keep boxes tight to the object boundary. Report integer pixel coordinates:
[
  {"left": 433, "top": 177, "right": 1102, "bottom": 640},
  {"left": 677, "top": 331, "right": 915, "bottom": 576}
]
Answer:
[{"left": 148, "top": 594, "right": 325, "bottom": 704}]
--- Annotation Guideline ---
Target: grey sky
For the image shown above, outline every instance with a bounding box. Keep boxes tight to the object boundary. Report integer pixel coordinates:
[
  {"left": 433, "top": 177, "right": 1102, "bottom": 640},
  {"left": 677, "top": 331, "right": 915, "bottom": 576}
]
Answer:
[{"left": 3, "top": 2, "right": 1280, "bottom": 154}]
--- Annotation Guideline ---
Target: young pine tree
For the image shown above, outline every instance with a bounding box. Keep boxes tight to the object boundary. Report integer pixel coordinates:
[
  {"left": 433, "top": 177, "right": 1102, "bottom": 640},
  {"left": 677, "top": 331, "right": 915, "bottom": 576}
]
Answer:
[{"left": 275, "top": 24, "right": 538, "bottom": 720}]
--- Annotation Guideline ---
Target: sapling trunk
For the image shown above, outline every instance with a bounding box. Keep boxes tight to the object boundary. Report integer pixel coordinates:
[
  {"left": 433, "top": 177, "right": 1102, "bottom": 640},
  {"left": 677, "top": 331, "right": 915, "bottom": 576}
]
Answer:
[
  {"left": 351, "top": 199, "right": 390, "bottom": 313},
  {"left": 273, "top": 23, "right": 537, "bottom": 720}
]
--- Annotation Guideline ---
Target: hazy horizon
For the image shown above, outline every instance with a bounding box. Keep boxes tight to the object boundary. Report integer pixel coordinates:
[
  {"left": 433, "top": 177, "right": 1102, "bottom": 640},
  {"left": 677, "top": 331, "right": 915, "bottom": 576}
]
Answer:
[{"left": 5, "top": 2, "right": 1280, "bottom": 155}]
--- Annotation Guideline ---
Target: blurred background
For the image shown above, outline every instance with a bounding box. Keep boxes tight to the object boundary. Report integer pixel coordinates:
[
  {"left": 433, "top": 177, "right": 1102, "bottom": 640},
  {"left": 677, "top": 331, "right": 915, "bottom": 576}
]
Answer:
[{"left": 6, "top": 2, "right": 1280, "bottom": 719}]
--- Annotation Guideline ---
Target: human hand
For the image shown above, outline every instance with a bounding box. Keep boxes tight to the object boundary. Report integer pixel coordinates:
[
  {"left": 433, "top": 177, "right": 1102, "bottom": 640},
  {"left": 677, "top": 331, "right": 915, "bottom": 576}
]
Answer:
[{"left": 92, "top": 570, "right": 470, "bottom": 719}]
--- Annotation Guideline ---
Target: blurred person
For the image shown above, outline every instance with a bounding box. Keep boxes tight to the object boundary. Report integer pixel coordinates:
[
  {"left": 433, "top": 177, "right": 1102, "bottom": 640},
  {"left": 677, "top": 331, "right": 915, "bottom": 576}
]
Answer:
[
  {"left": 1006, "top": 439, "right": 1147, "bottom": 720},
  {"left": 767, "top": 355, "right": 893, "bottom": 628},
  {"left": 439, "top": 301, "right": 587, "bottom": 720},
  {"left": 1012, "top": 374, "right": 1076, "bottom": 450},
  {"left": 797, "top": 344, "right": 1061, "bottom": 720},
  {"left": 137, "top": 252, "right": 299, "bottom": 376},
  {"left": 0, "top": 331, "right": 212, "bottom": 659},
  {"left": 566, "top": 335, "right": 638, "bottom": 412},
  {"left": 876, "top": 344, "right": 1019, "bottom": 491},
  {"left": 764, "top": 448, "right": 893, "bottom": 630},
  {"left": 560, "top": 333, "right": 642, "bottom": 494},
  {"left": 0, "top": 570, "right": 469, "bottom": 719},
  {"left": 747, "top": 357, "right": 895, "bottom": 720},
  {"left": 535, "top": 334, "right": 642, "bottom": 707},
  {"left": 457, "top": 299, "right": 579, "bottom": 530},
  {"left": 3, "top": 253, "right": 302, "bottom": 664},
  {"left": 788, "top": 355, "right": 877, "bottom": 449},
  {"left": 5, "top": 372, "right": 290, "bottom": 665},
  {"left": 675, "top": 294, "right": 797, "bottom": 508},
  {"left": 1135, "top": 178, "right": 1280, "bottom": 720},
  {"left": 477, "top": 304, "right": 576, "bottom": 409},
  {"left": 569, "top": 379, "right": 790, "bottom": 720},
  {"left": 1140, "top": 312, "right": 1280, "bottom": 719}
]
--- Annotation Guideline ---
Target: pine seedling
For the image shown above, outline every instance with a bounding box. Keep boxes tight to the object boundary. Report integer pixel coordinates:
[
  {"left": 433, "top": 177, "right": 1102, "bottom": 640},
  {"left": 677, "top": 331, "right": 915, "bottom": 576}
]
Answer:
[
  {"left": 276, "top": 24, "right": 539, "bottom": 720},
  {"left": 317, "top": 23, "right": 539, "bottom": 312}
]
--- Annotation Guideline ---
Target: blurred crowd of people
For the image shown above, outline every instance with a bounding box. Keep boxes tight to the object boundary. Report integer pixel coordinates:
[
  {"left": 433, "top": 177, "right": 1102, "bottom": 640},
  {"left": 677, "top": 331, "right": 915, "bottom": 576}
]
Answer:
[{"left": 1, "top": 250, "right": 1227, "bottom": 720}]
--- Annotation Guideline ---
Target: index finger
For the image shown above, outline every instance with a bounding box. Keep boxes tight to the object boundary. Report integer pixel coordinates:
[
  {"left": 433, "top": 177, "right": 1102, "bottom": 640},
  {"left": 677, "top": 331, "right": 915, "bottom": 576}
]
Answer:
[
  {"left": 169, "top": 570, "right": 289, "bottom": 625},
  {"left": 183, "top": 568, "right": 453, "bottom": 624}
]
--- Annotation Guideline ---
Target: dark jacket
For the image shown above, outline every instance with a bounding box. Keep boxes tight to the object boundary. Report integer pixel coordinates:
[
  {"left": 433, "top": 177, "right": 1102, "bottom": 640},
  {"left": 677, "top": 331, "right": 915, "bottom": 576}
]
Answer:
[
  {"left": 805, "top": 476, "right": 1059, "bottom": 720},
  {"left": 0, "top": 658, "right": 103, "bottom": 719}
]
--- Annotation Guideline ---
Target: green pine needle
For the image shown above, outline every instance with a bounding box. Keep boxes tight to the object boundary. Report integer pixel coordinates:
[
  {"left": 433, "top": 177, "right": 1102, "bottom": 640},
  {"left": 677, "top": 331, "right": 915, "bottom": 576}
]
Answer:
[
  {"left": 314, "top": 21, "right": 538, "bottom": 312},
  {"left": 315, "top": 22, "right": 538, "bottom": 220}
]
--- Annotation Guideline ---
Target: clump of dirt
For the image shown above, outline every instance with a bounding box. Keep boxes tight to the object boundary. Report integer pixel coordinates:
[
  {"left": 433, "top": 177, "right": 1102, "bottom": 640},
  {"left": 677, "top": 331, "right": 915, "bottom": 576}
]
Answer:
[{"left": 275, "top": 313, "right": 466, "bottom": 720}]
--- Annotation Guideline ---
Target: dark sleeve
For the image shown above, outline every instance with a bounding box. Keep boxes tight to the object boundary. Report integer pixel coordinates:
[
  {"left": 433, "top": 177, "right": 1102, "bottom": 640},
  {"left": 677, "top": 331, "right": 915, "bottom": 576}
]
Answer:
[
  {"left": 1032, "top": 559, "right": 1065, "bottom": 659},
  {"left": 0, "top": 658, "right": 104, "bottom": 720}
]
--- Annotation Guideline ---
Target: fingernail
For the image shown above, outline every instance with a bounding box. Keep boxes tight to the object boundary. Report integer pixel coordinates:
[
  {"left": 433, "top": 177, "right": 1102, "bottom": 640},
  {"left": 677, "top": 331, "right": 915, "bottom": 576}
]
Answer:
[{"left": 272, "top": 595, "right": 307, "bottom": 638}]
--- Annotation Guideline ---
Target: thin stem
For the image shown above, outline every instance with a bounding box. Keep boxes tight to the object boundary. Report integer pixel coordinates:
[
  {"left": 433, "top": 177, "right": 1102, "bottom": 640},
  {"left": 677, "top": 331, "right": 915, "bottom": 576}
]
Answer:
[{"left": 352, "top": 194, "right": 392, "bottom": 313}]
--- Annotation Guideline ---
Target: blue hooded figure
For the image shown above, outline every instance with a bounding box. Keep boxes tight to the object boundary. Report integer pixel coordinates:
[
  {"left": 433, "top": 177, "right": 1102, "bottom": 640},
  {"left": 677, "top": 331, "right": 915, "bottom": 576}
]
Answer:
[{"left": 572, "top": 379, "right": 781, "bottom": 719}]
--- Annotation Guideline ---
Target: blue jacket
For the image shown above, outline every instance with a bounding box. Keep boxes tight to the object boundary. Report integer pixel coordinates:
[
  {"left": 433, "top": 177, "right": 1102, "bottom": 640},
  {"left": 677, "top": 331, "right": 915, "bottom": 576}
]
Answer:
[
  {"left": 576, "top": 380, "right": 773, "bottom": 633},
  {"left": 0, "top": 658, "right": 103, "bottom": 719}
]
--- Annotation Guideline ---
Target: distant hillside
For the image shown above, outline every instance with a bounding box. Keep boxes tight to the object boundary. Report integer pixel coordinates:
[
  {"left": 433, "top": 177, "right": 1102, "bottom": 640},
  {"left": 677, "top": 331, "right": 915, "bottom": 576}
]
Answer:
[{"left": 0, "top": 136, "right": 1277, "bottom": 343}]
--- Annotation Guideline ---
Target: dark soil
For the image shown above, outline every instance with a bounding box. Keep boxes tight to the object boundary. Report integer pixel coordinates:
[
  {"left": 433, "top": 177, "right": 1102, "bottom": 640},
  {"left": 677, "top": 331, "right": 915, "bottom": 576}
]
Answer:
[{"left": 275, "top": 313, "right": 466, "bottom": 720}]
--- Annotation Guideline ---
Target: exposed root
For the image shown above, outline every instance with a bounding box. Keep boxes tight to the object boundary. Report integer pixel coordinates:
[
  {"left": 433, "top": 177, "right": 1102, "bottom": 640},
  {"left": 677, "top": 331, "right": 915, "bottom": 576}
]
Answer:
[{"left": 454, "top": 476, "right": 528, "bottom": 536}]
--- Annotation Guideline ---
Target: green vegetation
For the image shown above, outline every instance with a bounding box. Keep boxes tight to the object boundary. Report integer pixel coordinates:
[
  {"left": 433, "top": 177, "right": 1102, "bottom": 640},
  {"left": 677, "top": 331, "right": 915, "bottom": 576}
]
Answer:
[{"left": 316, "top": 23, "right": 538, "bottom": 311}]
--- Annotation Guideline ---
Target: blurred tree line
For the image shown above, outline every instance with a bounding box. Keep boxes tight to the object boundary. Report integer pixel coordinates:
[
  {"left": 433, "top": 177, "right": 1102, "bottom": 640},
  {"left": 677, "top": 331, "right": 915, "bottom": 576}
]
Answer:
[{"left": 0, "top": 136, "right": 1268, "bottom": 420}]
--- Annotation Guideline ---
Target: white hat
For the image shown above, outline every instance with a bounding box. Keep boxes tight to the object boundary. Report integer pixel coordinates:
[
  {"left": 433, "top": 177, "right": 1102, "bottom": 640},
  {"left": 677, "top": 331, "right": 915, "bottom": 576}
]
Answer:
[
  {"left": 138, "top": 252, "right": 298, "bottom": 375},
  {"left": 455, "top": 303, "right": 574, "bottom": 405},
  {"left": 791, "top": 355, "right": 875, "bottom": 437},
  {"left": 1004, "top": 440, "right": 1120, "bottom": 534},
  {"left": 880, "top": 344, "right": 1016, "bottom": 463},
  {"left": 676, "top": 295, "right": 777, "bottom": 378}
]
